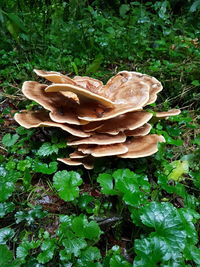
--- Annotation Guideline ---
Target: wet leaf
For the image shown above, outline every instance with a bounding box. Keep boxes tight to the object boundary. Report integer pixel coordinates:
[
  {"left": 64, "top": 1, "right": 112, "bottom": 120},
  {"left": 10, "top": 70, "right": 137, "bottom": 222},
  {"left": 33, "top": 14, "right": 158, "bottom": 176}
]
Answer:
[
  {"left": 72, "top": 214, "right": 102, "bottom": 240},
  {"left": 53, "top": 170, "right": 83, "bottom": 201}
]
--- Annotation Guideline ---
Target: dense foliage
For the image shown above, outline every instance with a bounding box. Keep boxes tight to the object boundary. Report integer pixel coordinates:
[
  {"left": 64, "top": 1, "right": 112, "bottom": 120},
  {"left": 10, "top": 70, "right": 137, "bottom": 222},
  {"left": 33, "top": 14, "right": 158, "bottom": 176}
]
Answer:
[{"left": 0, "top": 1, "right": 199, "bottom": 266}]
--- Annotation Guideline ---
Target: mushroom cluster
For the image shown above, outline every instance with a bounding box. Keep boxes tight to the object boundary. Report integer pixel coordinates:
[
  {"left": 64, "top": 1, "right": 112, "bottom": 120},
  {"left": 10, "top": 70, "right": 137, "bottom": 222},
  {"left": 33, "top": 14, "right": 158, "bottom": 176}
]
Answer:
[{"left": 15, "top": 70, "right": 180, "bottom": 169}]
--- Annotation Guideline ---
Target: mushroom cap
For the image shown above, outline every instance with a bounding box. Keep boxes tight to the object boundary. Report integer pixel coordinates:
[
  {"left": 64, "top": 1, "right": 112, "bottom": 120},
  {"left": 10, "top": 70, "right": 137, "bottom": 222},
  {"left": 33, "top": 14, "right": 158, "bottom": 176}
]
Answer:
[
  {"left": 73, "top": 76, "right": 103, "bottom": 93},
  {"left": 100, "top": 71, "right": 150, "bottom": 105},
  {"left": 124, "top": 123, "right": 152, "bottom": 137},
  {"left": 95, "top": 111, "right": 153, "bottom": 135},
  {"left": 22, "top": 81, "right": 82, "bottom": 125},
  {"left": 155, "top": 109, "right": 181, "bottom": 118},
  {"left": 14, "top": 111, "right": 90, "bottom": 137},
  {"left": 45, "top": 84, "right": 114, "bottom": 108},
  {"left": 34, "top": 69, "right": 76, "bottom": 84},
  {"left": 67, "top": 132, "right": 126, "bottom": 146},
  {"left": 78, "top": 143, "right": 128, "bottom": 157},
  {"left": 81, "top": 121, "right": 103, "bottom": 132},
  {"left": 69, "top": 151, "right": 88, "bottom": 159},
  {"left": 57, "top": 157, "right": 94, "bottom": 170},
  {"left": 118, "top": 134, "right": 165, "bottom": 158},
  {"left": 117, "top": 71, "right": 163, "bottom": 105}
]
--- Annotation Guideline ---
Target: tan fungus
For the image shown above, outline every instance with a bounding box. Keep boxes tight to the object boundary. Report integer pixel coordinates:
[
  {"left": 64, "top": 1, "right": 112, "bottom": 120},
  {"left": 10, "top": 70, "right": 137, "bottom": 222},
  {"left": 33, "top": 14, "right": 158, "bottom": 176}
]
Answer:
[{"left": 14, "top": 69, "right": 181, "bottom": 169}]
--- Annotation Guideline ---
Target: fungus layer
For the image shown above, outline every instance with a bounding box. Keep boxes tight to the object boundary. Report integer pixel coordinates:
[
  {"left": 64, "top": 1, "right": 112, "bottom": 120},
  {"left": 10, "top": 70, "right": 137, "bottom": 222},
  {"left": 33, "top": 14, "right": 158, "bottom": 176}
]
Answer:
[{"left": 15, "top": 69, "right": 181, "bottom": 169}]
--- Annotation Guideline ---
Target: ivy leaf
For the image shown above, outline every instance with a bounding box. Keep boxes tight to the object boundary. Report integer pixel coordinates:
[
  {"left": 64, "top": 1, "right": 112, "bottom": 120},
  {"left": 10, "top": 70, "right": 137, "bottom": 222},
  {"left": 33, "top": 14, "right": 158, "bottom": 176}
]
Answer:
[
  {"left": 0, "top": 227, "right": 15, "bottom": 244},
  {"left": 37, "top": 239, "right": 57, "bottom": 264},
  {"left": 37, "top": 142, "right": 59, "bottom": 157},
  {"left": 72, "top": 214, "right": 102, "bottom": 240},
  {"left": 2, "top": 133, "right": 19, "bottom": 147},
  {"left": 97, "top": 173, "right": 117, "bottom": 195},
  {"left": 53, "top": 171, "right": 83, "bottom": 201},
  {"left": 0, "top": 202, "right": 15, "bottom": 218}
]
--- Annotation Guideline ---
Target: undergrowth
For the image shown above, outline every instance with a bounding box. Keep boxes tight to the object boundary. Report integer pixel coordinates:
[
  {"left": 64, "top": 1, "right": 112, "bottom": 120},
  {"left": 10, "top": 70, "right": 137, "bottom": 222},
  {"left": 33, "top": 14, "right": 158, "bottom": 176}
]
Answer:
[{"left": 0, "top": 1, "right": 200, "bottom": 266}]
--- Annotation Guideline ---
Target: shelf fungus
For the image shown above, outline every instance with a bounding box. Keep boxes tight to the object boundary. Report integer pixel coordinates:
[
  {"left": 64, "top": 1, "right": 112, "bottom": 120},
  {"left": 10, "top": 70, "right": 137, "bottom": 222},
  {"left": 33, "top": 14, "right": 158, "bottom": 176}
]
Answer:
[{"left": 14, "top": 69, "right": 181, "bottom": 169}]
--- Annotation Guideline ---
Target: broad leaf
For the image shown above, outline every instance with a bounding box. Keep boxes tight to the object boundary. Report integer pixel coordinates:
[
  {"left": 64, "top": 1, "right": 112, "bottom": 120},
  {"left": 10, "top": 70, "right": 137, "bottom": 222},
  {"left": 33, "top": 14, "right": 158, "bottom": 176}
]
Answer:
[
  {"left": 0, "top": 227, "right": 15, "bottom": 244},
  {"left": 0, "top": 202, "right": 15, "bottom": 218},
  {"left": 71, "top": 214, "right": 101, "bottom": 240},
  {"left": 53, "top": 171, "right": 83, "bottom": 201},
  {"left": 2, "top": 133, "right": 19, "bottom": 147},
  {"left": 37, "top": 239, "right": 57, "bottom": 264},
  {"left": 97, "top": 173, "right": 117, "bottom": 195},
  {"left": 140, "top": 202, "right": 187, "bottom": 259}
]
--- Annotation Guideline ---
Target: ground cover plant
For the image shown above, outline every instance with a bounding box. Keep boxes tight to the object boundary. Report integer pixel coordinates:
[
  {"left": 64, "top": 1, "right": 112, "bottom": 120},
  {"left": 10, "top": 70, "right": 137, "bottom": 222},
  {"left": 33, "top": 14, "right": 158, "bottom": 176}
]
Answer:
[{"left": 0, "top": 0, "right": 200, "bottom": 266}]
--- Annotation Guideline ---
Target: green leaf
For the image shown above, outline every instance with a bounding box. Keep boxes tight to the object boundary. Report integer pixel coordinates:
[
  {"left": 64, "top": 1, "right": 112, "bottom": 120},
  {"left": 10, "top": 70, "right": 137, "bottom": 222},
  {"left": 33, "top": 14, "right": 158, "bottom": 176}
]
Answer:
[
  {"left": 32, "top": 160, "right": 58, "bottom": 174},
  {"left": 37, "top": 239, "right": 57, "bottom": 264},
  {"left": 167, "top": 160, "right": 189, "bottom": 181},
  {"left": 114, "top": 169, "right": 150, "bottom": 207},
  {"left": 0, "top": 245, "right": 13, "bottom": 266},
  {"left": 16, "top": 240, "right": 41, "bottom": 260},
  {"left": 72, "top": 214, "right": 101, "bottom": 240},
  {"left": 0, "top": 202, "right": 15, "bottom": 218},
  {"left": 184, "top": 244, "right": 200, "bottom": 264},
  {"left": 15, "top": 206, "right": 47, "bottom": 225},
  {"left": 62, "top": 237, "right": 87, "bottom": 257},
  {"left": 17, "top": 159, "right": 32, "bottom": 171},
  {"left": 53, "top": 171, "right": 83, "bottom": 201},
  {"left": 140, "top": 202, "right": 186, "bottom": 258},
  {"left": 0, "top": 227, "right": 15, "bottom": 244},
  {"left": 6, "top": 13, "right": 27, "bottom": 32},
  {"left": 2, "top": 133, "right": 19, "bottom": 147},
  {"left": 97, "top": 173, "right": 117, "bottom": 195},
  {"left": 119, "top": 4, "right": 130, "bottom": 18},
  {"left": 110, "top": 254, "right": 132, "bottom": 267},
  {"left": 0, "top": 169, "right": 21, "bottom": 201},
  {"left": 134, "top": 236, "right": 183, "bottom": 267},
  {"left": 37, "top": 142, "right": 59, "bottom": 156},
  {"left": 78, "top": 194, "right": 95, "bottom": 214},
  {"left": 80, "top": 246, "right": 101, "bottom": 262}
]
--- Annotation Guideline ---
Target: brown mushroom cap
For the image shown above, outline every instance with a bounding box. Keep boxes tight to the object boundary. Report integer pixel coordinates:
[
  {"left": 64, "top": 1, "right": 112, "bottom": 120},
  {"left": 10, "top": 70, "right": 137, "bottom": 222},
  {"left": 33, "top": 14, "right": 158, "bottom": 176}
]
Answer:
[
  {"left": 45, "top": 84, "right": 114, "bottom": 108},
  {"left": 22, "top": 81, "right": 83, "bottom": 125},
  {"left": 14, "top": 111, "right": 90, "bottom": 137},
  {"left": 69, "top": 151, "right": 88, "bottom": 159},
  {"left": 118, "top": 134, "right": 165, "bottom": 158},
  {"left": 78, "top": 143, "right": 128, "bottom": 157},
  {"left": 34, "top": 69, "right": 76, "bottom": 85},
  {"left": 124, "top": 123, "right": 152, "bottom": 137},
  {"left": 67, "top": 132, "right": 126, "bottom": 146},
  {"left": 95, "top": 111, "right": 153, "bottom": 135},
  {"left": 155, "top": 109, "right": 181, "bottom": 118},
  {"left": 81, "top": 121, "right": 104, "bottom": 132},
  {"left": 73, "top": 76, "right": 103, "bottom": 93},
  {"left": 57, "top": 157, "right": 94, "bottom": 170},
  {"left": 117, "top": 71, "right": 163, "bottom": 105}
]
